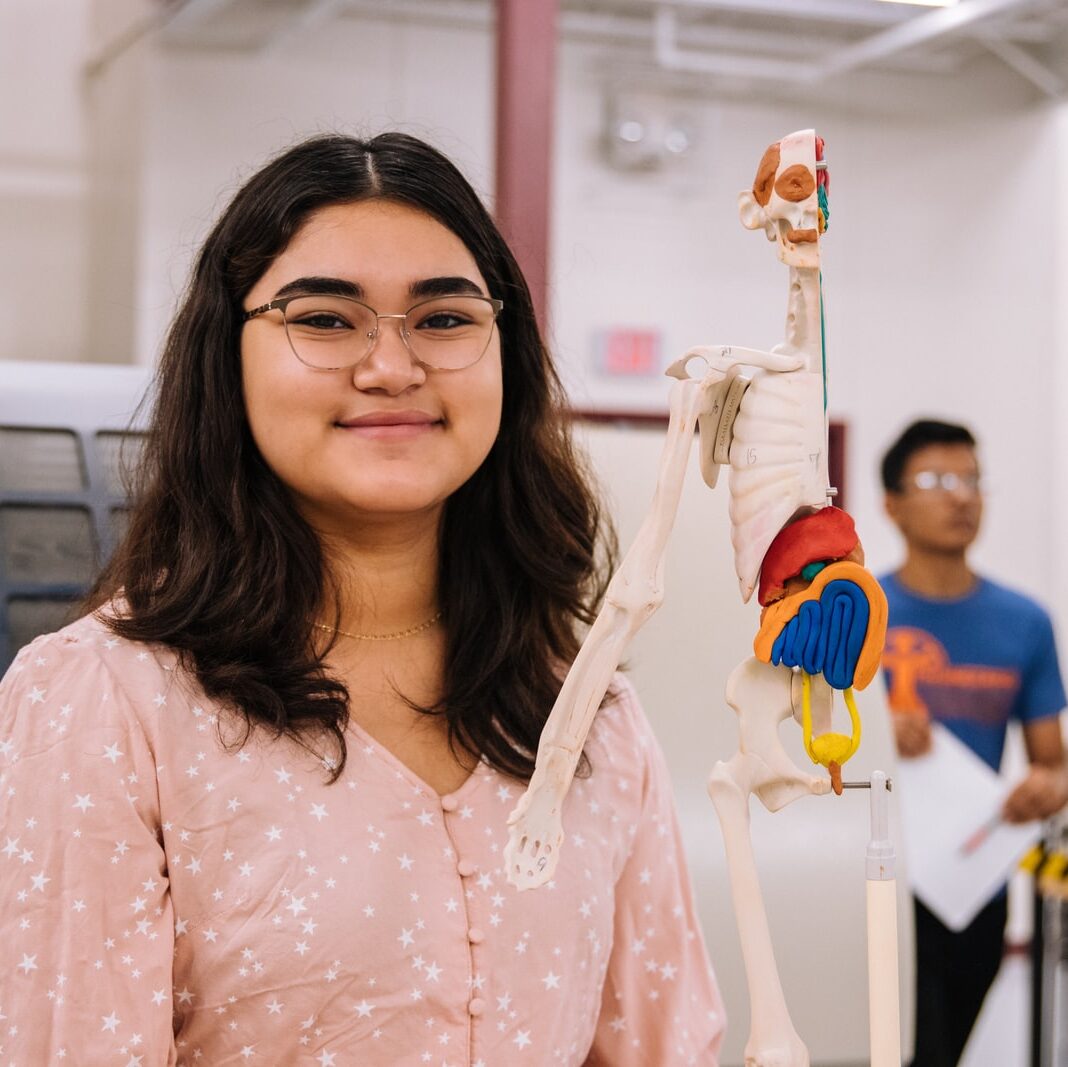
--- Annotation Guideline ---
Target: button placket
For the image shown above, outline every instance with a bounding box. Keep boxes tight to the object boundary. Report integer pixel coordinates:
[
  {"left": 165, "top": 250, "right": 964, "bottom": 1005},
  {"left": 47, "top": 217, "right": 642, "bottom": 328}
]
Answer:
[{"left": 439, "top": 789, "right": 486, "bottom": 1058}]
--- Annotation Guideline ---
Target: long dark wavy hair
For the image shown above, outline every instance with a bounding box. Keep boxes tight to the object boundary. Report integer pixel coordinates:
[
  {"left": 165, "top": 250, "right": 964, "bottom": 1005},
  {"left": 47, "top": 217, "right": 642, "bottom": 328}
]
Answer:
[{"left": 87, "top": 132, "right": 616, "bottom": 783}]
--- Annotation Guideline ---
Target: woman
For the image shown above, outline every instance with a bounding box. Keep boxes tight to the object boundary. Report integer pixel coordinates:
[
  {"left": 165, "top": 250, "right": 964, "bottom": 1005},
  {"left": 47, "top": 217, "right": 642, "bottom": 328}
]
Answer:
[{"left": 0, "top": 133, "right": 724, "bottom": 1064}]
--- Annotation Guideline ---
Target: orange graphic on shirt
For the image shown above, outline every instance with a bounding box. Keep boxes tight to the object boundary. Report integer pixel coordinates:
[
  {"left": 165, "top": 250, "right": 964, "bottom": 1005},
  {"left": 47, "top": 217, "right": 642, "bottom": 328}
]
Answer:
[{"left": 881, "top": 627, "right": 1018, "bottom": 717}]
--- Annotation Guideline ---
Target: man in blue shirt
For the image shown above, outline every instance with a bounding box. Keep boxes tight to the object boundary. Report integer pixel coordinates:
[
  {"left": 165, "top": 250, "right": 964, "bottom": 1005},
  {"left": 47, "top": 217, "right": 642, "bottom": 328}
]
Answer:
[{"left": 880, "top": 418, "right": 1068, "bottom": 1067}]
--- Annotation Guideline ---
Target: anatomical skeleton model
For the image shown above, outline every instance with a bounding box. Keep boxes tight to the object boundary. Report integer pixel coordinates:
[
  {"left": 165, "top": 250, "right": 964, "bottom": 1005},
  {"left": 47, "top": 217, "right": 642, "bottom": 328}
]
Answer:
[{"left": 504, "top": 130, "right": 898, "bottom": 1067}]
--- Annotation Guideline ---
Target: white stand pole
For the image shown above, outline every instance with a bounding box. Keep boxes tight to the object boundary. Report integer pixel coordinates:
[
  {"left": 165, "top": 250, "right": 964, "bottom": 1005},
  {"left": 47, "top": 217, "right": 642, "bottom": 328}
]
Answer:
[{"left": 866, "top": 770, "right": 901, "bottom": 1067}]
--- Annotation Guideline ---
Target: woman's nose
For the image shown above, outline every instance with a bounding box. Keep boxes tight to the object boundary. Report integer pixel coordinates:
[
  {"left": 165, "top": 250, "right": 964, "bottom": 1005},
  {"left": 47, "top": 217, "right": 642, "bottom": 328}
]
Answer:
[{"left": 351, "top": 316, "right": 426, "bottom": 393}]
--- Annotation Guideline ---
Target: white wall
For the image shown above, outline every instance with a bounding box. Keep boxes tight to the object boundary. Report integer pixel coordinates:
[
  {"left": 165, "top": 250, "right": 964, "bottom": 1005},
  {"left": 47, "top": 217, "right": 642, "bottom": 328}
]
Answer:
[
  {"left": 0, "top": 0, "right": 90, "bottom": 364},
  {"left": 1055, "top": 99, "right": 1068, "bottom": 638}
]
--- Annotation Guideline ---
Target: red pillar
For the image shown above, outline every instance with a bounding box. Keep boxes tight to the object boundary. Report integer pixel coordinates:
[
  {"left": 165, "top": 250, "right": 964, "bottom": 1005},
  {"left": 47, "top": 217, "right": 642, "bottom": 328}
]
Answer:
[{"left": 494, "top": 0, "right": 557, "bottom": 332}]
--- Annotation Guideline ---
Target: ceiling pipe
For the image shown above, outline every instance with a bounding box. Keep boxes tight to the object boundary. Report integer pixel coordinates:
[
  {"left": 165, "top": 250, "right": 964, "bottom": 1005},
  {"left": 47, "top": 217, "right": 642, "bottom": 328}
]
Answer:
[
  {"left": 657, "top": 0, "right": 910, "bottom": 27},
  {"left": 981, "top": 34, "right": 1065, "bottom": 96},
  {"left": 653, "top": 6, "right": 818, "bottom": 81},
  {"left": 802, "top": 0, "right": 1040, "bottom": 83}
]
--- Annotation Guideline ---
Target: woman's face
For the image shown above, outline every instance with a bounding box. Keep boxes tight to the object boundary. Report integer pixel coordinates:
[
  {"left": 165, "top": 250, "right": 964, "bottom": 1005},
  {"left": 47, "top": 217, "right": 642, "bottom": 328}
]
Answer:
[{"left": 241, "top": 199, "right": 503, "bottom": 536}]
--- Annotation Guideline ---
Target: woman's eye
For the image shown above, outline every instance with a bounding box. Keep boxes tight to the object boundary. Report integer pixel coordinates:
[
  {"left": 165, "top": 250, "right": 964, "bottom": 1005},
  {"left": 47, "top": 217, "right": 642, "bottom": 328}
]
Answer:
[
  {"left": 292, "top": 312, "right": 351, "bottom": 330},
  {"left": 417, "top": 312, "right": 469, "bottom": 330}
]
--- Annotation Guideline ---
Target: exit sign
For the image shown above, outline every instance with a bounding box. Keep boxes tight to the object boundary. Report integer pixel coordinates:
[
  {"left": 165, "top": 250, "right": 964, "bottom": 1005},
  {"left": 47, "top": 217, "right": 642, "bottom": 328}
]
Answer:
[{"left": 593, "top": 328, "right": 662, "bottom": 378}]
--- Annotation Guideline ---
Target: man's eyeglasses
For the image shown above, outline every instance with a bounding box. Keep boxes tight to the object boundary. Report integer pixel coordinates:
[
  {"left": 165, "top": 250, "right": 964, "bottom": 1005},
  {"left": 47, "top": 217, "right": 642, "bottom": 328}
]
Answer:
[
  {"left": 907, "top": 471, "right": 982, "bottom": 495},
  {"left": 243, "top": 293, "right": 504, "bottom": 372}
]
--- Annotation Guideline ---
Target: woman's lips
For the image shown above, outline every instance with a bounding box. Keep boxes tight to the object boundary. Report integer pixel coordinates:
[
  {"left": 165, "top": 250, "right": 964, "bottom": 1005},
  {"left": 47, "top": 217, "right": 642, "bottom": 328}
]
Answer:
[{"left": 334, "top": 412, "right": 441, "bottom": 440}]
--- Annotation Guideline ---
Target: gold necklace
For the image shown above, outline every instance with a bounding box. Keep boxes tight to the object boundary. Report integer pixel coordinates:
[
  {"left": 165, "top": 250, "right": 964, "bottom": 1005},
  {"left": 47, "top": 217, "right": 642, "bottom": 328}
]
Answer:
[{"left": 315, "top": 610, "right": 443, "bottom": 642}]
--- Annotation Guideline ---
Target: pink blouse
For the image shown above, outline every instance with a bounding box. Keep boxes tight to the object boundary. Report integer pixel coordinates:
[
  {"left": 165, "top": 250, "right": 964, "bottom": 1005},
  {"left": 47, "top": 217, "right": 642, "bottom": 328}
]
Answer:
[{"left": 0, "top": 613, "right": 724, "bottom": 1065}]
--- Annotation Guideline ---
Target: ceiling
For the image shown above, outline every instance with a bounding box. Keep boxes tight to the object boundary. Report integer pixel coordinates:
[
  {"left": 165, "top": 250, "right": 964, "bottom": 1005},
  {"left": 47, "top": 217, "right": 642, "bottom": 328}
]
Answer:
[{"left": 149, "top": 0, "right": 1068, "bottom": 98}]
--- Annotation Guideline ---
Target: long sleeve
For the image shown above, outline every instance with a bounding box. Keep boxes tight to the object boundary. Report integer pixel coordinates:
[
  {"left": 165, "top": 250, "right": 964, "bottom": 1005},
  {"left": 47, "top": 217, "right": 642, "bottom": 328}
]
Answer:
[
  {"left": 0, "top": 630, "right": 176, "bottom": 1065},
  {"left": 585, "top": 687, "right": 725, "bottom": 1066}
]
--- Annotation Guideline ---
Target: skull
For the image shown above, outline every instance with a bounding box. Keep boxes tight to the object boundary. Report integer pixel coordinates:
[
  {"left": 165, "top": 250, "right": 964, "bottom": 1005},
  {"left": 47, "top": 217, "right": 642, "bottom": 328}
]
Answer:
[{"left": 738, "top": 129, "right": 823, "bottom": 268}]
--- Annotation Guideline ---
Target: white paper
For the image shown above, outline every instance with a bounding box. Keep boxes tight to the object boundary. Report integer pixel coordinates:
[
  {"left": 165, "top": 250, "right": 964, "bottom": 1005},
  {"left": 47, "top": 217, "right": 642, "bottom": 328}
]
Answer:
[{"left": 894, "top": 722, "right": 1041, "bottom": 931}]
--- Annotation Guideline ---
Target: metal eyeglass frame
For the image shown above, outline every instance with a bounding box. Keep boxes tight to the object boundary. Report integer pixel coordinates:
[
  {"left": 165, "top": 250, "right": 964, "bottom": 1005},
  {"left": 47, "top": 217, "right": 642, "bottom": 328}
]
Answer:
[
  {"left": 242, "top": 292, "right": 504, "bottom": 372},
  {"left": 909, "top": 470, "right": 982, "bottom": 494}
]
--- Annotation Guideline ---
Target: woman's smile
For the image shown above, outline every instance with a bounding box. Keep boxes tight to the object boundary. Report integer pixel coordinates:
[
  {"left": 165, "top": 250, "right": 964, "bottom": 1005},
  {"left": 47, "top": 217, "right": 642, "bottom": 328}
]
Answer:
[{"left": 333, "top": 408, "right": 444, "bottom": 441}]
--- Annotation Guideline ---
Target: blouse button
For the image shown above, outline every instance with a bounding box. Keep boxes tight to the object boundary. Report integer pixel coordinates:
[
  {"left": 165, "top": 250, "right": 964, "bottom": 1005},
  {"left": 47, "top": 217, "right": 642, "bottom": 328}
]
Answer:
[
  {"left": 467, "top": 927, "right": 485, "bottom": 944},
  {"left": 457, "top": 860, "right": 476, "bottom": 877},
  {"left": 468, "top": 997, "right": 486, "bottom": 1017},
  {"left": 440, "top": 794, "right": 459, "bottom": 812}
]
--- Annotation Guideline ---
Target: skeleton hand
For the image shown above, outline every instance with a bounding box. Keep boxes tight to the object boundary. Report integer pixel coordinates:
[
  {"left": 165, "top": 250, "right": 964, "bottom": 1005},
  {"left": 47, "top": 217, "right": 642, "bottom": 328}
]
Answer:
[
  {"left": 504, "top": 746, "right": 573, "bottom": 890},
  {"left": 743, "top": 1040, "right": 810, "bottom": 1067}
]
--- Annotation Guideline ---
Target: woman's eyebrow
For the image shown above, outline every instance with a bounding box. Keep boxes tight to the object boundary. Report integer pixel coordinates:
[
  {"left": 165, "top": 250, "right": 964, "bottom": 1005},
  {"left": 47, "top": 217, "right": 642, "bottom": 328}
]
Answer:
[
  {"left": 409, "top": 276, "right": 485, "bottom": 299},
  {"left": 274, "top": 276, "right": 363, "bottom": 300}
]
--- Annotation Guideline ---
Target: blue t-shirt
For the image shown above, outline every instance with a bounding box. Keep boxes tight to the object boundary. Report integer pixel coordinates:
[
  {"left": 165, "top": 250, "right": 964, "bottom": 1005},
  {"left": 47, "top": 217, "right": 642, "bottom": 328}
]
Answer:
[{"left": 880, "top": 573, "right": 1066, "bottom": 771}]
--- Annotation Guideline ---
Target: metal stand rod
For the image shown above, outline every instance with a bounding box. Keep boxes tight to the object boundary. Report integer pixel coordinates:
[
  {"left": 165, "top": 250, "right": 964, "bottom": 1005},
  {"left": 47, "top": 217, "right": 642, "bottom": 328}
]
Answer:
[{"left": 864, "top": 771, "right": 901, "bottom": 1067}]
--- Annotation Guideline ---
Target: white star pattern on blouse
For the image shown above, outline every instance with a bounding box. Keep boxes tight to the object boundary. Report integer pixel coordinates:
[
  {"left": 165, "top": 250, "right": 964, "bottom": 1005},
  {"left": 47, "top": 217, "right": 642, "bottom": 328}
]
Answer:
[{"left": 0, "top": 617, "right": 724, "bottom": 1065}]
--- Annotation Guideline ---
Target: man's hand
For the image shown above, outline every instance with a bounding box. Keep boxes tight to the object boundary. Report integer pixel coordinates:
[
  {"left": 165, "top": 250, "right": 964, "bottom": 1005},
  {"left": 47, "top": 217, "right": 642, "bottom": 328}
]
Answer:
[
  {"left": 892, "top": 711, "right": 932, "bottom": 758},
  {"left": 1006, "top": 716, "right": 1068, "bottom": 823},
  {"left": 1002, "top": 764, "right": 1068, "bottom": 823}
]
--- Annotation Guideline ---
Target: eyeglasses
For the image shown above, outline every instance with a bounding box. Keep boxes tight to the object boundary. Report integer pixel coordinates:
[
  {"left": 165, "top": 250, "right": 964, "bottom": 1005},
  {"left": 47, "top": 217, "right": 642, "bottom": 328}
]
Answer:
[
  {"left": 908, "top": 470, "right": 982, "bottom": 495},
  {"left": 243, "top": 293, "right": 504, "bottom": 372}
]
